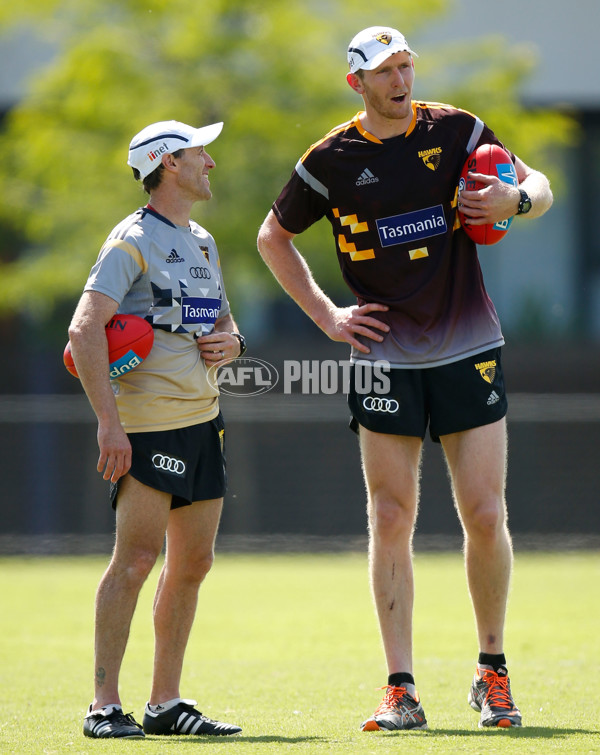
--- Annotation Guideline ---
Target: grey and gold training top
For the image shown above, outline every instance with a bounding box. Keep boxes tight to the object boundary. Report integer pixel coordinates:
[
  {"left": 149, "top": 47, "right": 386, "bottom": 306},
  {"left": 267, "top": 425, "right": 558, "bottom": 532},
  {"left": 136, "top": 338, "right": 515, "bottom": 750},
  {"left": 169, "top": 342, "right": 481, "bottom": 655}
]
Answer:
[{"left": 84, "top": 206, "right": 230, "bottom": 433}]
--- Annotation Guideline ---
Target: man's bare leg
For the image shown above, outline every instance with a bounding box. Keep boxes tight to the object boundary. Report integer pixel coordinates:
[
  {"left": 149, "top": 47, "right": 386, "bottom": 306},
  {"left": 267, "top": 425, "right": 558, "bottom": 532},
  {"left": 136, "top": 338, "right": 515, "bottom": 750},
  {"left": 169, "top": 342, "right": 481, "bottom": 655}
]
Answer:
[
  {"left": 92, "top": 476, "right": 170, "bottom": 709},
  {"left": 359, "top": 429, "right": 423, "bottom": 675},
  {"left": 441, "top": 419, "right": 511, "bottom": 653},
  {"left": 149, "top": 498, "right": 223, "bottom": 704}
]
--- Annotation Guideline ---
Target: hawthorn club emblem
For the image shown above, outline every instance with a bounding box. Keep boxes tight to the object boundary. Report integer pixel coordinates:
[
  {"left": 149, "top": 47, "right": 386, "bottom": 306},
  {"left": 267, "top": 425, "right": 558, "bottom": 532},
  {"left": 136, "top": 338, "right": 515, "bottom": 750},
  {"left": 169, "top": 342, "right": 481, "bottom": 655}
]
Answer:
[
  {"left": 475, "top": 359, "right": 497, "bottom": 384},
  {"left": 375, "top": 32, "right": 392, "bottom": 45},
  {"left": 418, "top": 148, "right": 443, "bottom": 172}
]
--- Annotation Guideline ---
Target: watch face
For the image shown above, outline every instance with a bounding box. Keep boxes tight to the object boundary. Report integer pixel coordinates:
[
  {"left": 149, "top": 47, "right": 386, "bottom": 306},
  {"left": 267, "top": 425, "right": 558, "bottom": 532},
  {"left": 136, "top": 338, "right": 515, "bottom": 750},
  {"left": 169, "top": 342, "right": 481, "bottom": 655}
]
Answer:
[{"left": 519, "top": 190, "right": 532, "bottom": 214}]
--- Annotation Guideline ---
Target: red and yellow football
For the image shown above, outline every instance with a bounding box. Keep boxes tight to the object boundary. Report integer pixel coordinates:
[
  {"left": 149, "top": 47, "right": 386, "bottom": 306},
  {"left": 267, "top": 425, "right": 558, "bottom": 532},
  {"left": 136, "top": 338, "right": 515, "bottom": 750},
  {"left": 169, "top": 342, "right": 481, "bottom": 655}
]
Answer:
[
  {"left": 63, "top": 313, "right": 154, "bottom": 380},
  {"left": 458, "top": 143, "right": 518, "bottom": 245}
]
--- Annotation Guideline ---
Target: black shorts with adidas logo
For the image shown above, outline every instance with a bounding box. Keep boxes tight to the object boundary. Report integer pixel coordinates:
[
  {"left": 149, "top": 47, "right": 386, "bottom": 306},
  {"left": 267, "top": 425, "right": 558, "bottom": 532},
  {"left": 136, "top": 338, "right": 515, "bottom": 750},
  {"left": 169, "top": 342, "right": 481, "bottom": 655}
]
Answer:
[{"left": 349, "top": 347, "right": 507, "bottom": 443}]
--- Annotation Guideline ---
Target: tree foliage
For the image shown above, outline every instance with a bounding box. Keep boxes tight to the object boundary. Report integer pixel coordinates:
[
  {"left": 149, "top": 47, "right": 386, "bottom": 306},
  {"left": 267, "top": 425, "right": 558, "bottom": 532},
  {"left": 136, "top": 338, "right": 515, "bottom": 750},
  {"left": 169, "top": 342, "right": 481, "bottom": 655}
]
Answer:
[{"left": 0, "top": 0, "right": 575, "bottom": 321}]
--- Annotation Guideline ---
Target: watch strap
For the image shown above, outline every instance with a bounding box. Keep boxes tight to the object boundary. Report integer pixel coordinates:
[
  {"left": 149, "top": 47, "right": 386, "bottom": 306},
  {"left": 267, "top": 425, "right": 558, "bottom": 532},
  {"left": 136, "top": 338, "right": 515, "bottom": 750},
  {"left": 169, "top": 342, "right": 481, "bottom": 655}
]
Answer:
[
  {"left": 517, "top": 188, "right": 532, "bottom": 215},
  {"left": 231, "top": 332, "right": 247, "bottom": 357}
]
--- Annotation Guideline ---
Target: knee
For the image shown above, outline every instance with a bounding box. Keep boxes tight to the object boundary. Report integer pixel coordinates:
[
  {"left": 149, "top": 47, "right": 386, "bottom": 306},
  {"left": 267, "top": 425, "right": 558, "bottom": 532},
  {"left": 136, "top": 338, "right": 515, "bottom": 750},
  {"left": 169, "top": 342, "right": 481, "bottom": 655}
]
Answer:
[
  {"left": 461, "top": 497, "right": 506, "bottom": 542},
  {"left": 190, "top": 549, "right": 215, "bottom": 583},
  {"left": 111, "top": 546, "right": 160, "bottom": 588},
  {"left": 370, "top": 495, "right": 416, "bottom": 542},
  {"left": 171, "top": 549, "right": 215, "bottom": 587}
]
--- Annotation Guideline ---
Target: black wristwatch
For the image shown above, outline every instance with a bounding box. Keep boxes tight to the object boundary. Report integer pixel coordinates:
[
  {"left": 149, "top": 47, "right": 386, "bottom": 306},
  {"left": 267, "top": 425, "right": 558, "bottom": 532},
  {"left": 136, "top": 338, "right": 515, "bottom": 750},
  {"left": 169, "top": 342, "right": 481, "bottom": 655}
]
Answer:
[
  {"left": 231, "top": 332, "right": 247, "bottom": 357},
  {"left": 517, "top": 188, "right": 532, "bottom": 215}
]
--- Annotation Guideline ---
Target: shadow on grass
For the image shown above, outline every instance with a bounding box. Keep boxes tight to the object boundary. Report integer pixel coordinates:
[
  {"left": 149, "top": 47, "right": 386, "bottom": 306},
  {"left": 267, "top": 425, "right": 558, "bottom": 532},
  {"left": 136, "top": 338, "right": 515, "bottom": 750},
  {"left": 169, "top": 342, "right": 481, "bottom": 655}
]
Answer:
[
  {"left": 401, "top": 727, "right": 599, "bottom": 738},
  {"left": 139, "top": 728, "right": 600, "bottom": 744},
  {"left": 143, "top": 735, "right": 328, "bottom": 745}
]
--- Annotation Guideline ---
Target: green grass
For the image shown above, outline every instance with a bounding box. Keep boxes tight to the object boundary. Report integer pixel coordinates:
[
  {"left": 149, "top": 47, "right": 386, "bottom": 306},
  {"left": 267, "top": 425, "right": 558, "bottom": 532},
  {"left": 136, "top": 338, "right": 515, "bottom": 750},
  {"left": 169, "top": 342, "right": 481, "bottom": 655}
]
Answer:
[{"left": 0, "top": 550, "right": 599, "bottom": 753}]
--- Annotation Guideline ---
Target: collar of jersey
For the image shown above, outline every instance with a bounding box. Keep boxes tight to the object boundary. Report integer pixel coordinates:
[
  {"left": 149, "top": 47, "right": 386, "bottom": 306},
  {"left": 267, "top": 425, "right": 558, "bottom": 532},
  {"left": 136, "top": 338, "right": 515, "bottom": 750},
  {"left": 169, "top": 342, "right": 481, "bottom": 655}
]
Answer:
[
  {"left": 353, "top": 103, "right": 417, "bottom": 143},
  {"left": 141, "top": 205, "right": 177, "bottom": 228}
]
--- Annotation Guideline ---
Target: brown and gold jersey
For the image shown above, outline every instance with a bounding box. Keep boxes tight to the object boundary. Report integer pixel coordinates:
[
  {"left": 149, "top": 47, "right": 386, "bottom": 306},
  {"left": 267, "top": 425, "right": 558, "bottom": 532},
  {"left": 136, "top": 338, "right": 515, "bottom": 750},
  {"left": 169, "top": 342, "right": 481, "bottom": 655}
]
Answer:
[{"left": 273, "top": 101, "right": 513, "bottom": 368}]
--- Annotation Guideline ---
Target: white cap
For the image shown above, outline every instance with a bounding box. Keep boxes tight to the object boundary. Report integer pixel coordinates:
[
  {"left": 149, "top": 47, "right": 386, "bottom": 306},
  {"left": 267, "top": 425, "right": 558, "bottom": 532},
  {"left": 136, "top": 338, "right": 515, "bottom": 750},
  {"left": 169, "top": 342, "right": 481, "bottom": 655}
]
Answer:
[
  {"left": 347, "top": 26, "right": 418, "bottom": 74},
  {"left": 127, "top": 120, "right": 223, "bottom": 179}
]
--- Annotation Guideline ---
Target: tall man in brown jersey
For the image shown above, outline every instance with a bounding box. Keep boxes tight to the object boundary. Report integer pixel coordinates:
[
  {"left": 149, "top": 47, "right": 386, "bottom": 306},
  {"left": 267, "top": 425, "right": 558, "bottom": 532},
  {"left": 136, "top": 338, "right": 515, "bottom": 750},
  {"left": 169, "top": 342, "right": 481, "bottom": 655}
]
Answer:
[{"left": 258, "top": 26, "right": 553, "bottom": 730}]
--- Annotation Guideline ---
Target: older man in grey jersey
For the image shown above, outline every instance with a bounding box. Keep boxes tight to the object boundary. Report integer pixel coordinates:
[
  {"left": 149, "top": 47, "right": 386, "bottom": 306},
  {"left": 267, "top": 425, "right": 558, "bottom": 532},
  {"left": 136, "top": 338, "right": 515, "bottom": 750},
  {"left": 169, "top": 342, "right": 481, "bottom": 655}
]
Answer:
[{"left": 69, "top": 120, "right": 246, "bottom": 739}]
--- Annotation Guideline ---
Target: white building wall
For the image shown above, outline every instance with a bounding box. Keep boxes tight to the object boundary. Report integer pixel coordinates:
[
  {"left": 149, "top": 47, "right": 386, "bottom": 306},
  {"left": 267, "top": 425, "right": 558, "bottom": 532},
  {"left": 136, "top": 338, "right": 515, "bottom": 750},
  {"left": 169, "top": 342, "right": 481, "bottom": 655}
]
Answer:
[{"left": 415, "top": 0, "right": 600, "bottom": 108}]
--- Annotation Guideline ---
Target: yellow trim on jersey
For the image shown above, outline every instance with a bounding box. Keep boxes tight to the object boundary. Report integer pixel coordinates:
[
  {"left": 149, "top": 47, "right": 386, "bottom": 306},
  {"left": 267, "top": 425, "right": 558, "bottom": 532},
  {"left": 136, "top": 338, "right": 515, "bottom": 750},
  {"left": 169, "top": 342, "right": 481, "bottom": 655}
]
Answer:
[
  {"left": 404, "top": 102, "right": 418, "bottom": 137},
  {"left": 450, "top": 185, "right": 461, "bottom": 231},
  {"left": 353, "top": 113, "right": 383, "bottom": 144},
  {"left": 301, "top": 102, "right": 476, "bottom": 164},
  {"left": 414, "top": 100, "right": 477, "bottom": 119},
  {"left": 101, "top": 239, "right": 148, "bottom": 273}
]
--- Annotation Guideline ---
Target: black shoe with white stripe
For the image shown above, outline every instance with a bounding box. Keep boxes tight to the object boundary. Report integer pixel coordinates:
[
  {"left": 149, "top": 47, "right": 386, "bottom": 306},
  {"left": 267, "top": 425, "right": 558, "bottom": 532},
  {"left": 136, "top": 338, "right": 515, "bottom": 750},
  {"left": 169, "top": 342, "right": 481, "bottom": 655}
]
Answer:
[
  {"left": 83, "top": 704, "right": 145, "bottom": 738},
  {"left": 143, "top": 698, "right": 241, "bottom": 736}
]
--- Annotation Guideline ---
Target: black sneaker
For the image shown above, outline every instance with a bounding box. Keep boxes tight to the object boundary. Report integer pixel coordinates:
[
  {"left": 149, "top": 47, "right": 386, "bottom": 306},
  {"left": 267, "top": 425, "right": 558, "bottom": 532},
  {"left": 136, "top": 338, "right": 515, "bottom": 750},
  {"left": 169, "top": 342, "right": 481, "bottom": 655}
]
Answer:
[
  {"left": 83, "top": 704, "right": 145, "bottom": 738},
  {"left": 143, "top": 698, "right": 242, "bottom": 736},
  {"left": 468, "top": 665, "right": 522, "bottom": 728}
]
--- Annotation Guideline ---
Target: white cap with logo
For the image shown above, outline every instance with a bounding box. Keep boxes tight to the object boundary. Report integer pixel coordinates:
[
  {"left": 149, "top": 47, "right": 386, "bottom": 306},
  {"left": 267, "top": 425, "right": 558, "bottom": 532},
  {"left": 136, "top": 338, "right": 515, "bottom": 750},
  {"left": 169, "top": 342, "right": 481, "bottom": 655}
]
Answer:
[
  {"left": 127, "top": 120, "right": 223, "bottom": 179},
  {"left": 347, "top": 26, "right": 418, "bottom": 74}
]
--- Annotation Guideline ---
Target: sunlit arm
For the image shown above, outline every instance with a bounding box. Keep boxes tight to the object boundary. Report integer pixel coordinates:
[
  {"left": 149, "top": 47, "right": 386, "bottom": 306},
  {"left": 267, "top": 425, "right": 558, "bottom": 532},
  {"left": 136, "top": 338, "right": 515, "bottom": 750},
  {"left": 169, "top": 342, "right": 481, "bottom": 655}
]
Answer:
[{"left": 257, "top": 211, "right": 389, "bottom": 355}]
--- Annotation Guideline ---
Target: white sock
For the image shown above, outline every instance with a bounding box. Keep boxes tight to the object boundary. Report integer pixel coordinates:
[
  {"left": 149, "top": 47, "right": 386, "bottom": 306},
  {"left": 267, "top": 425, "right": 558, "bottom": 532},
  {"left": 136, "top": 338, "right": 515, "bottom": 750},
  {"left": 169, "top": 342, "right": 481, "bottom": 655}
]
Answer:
[
  {"left": 88, "top": 703, "right": 122, "bottom": 716},
  {"left": 147, "top": 697, "right": 182, "bottom": 713}
]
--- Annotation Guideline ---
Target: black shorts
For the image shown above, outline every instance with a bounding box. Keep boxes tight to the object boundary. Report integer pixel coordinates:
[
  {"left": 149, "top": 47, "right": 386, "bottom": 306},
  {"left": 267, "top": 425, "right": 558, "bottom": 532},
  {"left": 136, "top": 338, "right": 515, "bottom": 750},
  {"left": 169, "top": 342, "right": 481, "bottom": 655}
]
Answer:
[
  {"left": 110, "top": 413, "right": 226, "bottom": 509},
  {"left": 348, "top": 348, "right": 507, "bottom": 443}
]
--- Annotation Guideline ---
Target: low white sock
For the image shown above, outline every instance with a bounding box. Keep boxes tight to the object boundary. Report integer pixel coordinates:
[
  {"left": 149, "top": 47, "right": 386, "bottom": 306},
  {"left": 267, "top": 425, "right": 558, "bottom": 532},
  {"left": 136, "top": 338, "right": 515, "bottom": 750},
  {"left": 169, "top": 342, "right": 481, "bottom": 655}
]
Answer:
[
  {"left": 88, "top": 703, "right": 122, "bottom": 716},
  {"left": 147, "top": 697, "right": 182, "bottom": 713}
]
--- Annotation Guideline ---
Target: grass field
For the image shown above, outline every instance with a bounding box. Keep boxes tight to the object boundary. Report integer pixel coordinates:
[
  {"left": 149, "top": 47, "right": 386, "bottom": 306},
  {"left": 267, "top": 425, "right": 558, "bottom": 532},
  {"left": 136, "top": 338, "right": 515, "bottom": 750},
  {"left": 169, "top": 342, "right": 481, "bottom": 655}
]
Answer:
[{"left": 0, "top": 550, "right": 598, "bottom": 754}]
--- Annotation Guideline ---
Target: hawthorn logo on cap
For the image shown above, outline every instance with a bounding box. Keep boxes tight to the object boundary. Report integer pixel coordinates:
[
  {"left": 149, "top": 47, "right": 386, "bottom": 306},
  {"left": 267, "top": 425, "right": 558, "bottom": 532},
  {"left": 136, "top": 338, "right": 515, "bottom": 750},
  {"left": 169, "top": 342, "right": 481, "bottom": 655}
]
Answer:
[
  {"left": 375, "top": 32, "right": 392, "bottom": 46},
  {"left": 347, "top": 25, "right": 418, "bottom": 74}
]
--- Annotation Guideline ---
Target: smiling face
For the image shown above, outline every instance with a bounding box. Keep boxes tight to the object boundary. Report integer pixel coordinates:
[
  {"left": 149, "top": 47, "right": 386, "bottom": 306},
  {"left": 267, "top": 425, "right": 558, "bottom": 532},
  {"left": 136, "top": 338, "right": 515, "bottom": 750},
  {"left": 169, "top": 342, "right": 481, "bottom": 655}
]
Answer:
[
  {"left": 173, "top": 145, "right": 216, "bottom": 202},
  {"left": 347, "top": 50, "right": 415, "bottom": 137}
]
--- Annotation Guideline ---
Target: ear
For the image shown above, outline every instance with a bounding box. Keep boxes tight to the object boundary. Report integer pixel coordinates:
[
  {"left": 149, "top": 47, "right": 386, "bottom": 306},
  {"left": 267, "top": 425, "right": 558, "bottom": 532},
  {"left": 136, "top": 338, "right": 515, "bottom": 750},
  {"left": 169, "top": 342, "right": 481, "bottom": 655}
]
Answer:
[
  {"left": 161, "top": 153, "right": 178, "bottom": 173},
  {"left": 346, "top": 71, "right": 364, "bottom": 94}
]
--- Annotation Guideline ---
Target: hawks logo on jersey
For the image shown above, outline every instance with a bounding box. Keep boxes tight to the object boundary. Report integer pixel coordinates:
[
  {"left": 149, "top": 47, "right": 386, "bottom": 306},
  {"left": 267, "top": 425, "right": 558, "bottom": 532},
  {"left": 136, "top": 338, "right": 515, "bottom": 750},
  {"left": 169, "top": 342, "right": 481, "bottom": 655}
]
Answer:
[{"left": 418, "top": 147, "right": 443, "bottom": 171}]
